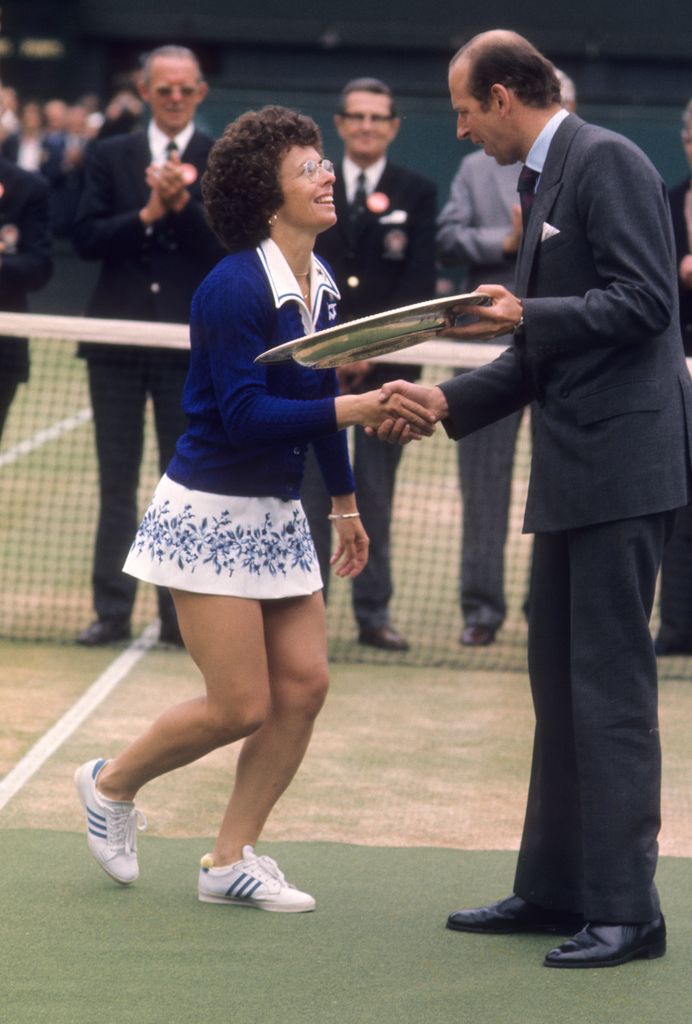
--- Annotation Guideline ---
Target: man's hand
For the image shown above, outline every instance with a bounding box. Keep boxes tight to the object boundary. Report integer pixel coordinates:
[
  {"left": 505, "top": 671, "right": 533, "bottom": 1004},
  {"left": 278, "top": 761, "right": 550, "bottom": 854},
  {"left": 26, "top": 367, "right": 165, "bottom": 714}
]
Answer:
[
  {"left": 369, "top": 380, "right": 449, "bottom": 445},
  {"left": 156, "top": 151, "right": 191, "bottom": 213},
  {"left": 443, "top": 283, "right": 523, "bottom": 340},
  {"left": 501, "top": 204, "right": 523, "bottom": 256},
  {"left": 139, "top": 165, "right": 167, "bottom": 225},
  {"left": 335, "top": 382, "right": 438, "bottom": 443},
  {"left": 679, "top": 254, "right": 692, "bottom": 290},
  {"left": 140, "top": 153, "right": 190, "bottom": 226}
]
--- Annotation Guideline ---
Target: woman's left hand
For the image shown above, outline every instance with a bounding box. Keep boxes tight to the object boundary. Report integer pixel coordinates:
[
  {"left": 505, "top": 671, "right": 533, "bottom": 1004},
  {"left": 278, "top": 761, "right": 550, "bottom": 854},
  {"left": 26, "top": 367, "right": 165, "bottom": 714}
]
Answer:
[{"left": 330, "top": 517, "right": 369, "bottom": 578}]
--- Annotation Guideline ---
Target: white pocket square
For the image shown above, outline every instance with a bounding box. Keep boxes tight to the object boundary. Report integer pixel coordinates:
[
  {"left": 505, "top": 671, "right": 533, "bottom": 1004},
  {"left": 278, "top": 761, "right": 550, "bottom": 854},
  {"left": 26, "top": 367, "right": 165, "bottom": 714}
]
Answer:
[
  {"left": 378, "top": 209, "right": 408, "bottom": 225},
  {"left": 541, "top": 222, "right": 560, "bottom": 242}
]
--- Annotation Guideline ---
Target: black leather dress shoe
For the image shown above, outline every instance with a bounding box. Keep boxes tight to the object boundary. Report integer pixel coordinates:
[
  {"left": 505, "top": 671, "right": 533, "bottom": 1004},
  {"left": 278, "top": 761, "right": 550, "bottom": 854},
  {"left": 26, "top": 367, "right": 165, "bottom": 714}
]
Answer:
[
  {"left": 447, "top": 894, "right": 583, "bottom": 935},
  {"left": 544, "top": 916, "right": 666, "bottom": 968},
  {"left": 358, "top": 625, "right": 410, "bottom": 651},
  {"left": 76, "top": 618, "right": 131, "bottom": 646},
  {"left": 459, "top": 624, "right": 497, "bottom": 647}
]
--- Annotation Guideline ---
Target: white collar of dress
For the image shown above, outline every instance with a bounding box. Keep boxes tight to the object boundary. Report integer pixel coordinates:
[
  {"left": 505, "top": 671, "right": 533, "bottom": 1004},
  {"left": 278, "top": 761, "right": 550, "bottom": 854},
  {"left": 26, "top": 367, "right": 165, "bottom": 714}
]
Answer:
[{"left": 257, "top": 237, "right": 340, "bottom": 317}]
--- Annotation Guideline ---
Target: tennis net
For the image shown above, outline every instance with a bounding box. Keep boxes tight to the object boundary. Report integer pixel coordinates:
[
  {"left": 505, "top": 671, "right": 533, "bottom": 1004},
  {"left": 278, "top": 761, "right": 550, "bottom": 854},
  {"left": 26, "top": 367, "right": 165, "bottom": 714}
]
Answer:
[{"left": 0, "top": 311, "right": 674, "bottom": 677}]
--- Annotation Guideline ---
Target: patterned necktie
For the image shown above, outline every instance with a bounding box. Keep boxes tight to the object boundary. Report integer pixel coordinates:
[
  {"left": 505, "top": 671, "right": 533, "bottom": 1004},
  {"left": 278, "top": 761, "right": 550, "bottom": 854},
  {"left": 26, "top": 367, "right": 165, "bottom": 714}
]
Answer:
[
  {"left": 165, "top": 139, "right": 179, "bottom": 159},
  {"left": 351, "top": 170, "right": 367, "bottom": 220},
  {"left": 517, "top": 165, "right": 540, "bottom": 229}
]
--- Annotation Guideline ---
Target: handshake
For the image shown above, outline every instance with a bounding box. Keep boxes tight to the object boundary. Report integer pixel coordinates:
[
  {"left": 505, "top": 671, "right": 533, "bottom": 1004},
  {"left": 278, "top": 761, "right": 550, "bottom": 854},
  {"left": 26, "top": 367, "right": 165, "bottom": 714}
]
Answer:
[{"left": 335, "top": 380, "right": 449, "bottom": 445}]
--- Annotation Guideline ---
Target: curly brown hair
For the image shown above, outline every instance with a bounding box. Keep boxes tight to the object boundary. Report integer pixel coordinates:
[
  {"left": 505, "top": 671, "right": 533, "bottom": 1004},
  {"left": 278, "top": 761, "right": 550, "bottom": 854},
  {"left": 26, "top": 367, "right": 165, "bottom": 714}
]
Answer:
[{"left": 201, "top": 105, "right": 323, "bottom": 252}]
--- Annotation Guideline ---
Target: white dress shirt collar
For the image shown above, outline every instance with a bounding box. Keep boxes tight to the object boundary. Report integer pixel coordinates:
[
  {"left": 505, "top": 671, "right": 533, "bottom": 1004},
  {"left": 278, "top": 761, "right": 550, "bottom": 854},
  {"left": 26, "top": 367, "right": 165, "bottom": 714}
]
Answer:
[
  {"left": 342, "top": 156, "right": 387, "bottom": 204},
  {"left": 147, "top": 120, "right": 196, "bottom": 164},
  {"left": 524, "top": 108, "right": 570, "bottom": 177}
]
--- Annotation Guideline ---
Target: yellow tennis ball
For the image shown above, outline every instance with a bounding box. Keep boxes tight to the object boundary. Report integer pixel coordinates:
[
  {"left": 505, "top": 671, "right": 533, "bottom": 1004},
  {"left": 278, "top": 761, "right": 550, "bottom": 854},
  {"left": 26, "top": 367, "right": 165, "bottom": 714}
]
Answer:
[{"left": 200, "top": 853, "right": 214, "bottom": 870}]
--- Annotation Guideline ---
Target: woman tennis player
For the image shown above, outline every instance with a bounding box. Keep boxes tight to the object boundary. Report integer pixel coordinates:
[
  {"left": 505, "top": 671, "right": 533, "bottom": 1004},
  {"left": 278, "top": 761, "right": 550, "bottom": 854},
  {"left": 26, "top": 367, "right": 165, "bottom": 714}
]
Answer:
[{"left": 74, "top": 106, "right": 433, "bottom": 912}]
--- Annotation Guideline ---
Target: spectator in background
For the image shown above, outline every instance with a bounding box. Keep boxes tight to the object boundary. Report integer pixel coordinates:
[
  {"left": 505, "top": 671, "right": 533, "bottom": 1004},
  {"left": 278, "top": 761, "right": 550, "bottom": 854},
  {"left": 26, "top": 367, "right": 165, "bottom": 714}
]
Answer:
[
  {"left": 436, "top": 67, "right": 575, "bottom": 647},
  {"left": 73, "top": 44, "right": 224, "bottom": 648},
  {"left": 302, "top": 77, "right": 437, "bottom": 651},
  {"left": 654, "top": 97, "right": 692, "bottom": 656},
  {"left": 50, "top": 103, "right": 90, "bottom": 237},
  {"left": 2, "top": 100, "right": 46, "bottom": 171},
  {"left": 0, "top": 87, "right": 19, "bottom": 142},
  {"left": 0, "top": 150, "right": 53, "bottom": 441},
  {"left": 97, "top": 88, "right": 144, "bottom": 140}
]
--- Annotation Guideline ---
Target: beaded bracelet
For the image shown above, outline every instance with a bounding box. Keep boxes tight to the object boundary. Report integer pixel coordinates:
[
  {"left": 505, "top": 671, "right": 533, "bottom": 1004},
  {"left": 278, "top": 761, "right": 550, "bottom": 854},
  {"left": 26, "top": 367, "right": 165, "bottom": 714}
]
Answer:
[{"left": 327, "top": 512, "right": 361, "bottom": 520}]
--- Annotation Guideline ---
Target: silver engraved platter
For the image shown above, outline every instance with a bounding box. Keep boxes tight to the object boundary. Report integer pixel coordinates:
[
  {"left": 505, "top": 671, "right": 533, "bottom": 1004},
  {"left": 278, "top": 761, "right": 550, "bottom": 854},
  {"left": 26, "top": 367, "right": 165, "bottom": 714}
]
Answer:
[{"left": 255, "top": 292, "right": 492, "bottom": 368}]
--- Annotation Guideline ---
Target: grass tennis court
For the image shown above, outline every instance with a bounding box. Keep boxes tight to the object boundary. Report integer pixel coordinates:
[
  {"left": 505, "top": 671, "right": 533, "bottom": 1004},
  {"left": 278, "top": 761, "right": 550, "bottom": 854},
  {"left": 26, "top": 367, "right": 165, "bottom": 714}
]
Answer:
[
  {"left": 2, "top": 326, "right": 692, "bottom": 1019},
  {"left": 2, "top": 642, "right": 692, "bottom": 1023}
]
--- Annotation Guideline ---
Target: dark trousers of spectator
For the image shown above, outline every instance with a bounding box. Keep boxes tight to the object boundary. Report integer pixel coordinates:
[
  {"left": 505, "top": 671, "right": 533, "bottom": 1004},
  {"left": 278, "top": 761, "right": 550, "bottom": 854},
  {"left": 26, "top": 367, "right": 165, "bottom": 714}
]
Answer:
[
  {"left": 301, "top": 427, "right": 403, "bottom": 630},
  {"left": 86, "top": 353, "right": 188, "bottom": 628},
  {"left": 657, "top": 503, "right": 692, "bottom": 649},
  {"left": 457, "top": 407, "right": 524, "bottom": 630},
  {"left": 0, "top": 379, "right": 18, "bottom": 442}
]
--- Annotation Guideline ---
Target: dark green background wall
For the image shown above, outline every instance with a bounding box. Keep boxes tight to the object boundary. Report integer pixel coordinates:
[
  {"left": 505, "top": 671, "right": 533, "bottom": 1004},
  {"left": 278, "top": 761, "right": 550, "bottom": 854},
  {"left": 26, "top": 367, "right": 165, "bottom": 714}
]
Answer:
[{"left": 2, "top": 0, "right": 690, "bottom": 194}]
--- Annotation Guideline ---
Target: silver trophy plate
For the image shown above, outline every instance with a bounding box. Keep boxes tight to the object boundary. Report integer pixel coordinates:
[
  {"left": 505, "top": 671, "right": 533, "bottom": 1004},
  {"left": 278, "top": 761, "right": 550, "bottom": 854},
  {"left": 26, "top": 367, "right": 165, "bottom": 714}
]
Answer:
[{"left": 255, "top": 292, "right": 492, "bottom": 368}]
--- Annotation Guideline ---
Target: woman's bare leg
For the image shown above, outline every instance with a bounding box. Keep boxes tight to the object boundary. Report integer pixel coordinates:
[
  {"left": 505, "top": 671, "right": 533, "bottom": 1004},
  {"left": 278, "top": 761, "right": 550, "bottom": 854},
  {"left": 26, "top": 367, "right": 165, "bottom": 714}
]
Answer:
[
  {"left": 210, "top": 591, "right": 328, "bottom": 865},
  {"left": 97, "top": 591, "right": 270, "bottom": 801}
]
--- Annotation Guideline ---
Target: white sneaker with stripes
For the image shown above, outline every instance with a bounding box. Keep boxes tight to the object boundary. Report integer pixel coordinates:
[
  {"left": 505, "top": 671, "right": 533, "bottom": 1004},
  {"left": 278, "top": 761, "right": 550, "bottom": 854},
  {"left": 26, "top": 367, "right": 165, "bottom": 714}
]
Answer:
[
  {"left": 198, "top": 845, "right": 315, "bottom": 912},
  {"left": 74, "top": 758, "right": 147, "bottom": 885}
]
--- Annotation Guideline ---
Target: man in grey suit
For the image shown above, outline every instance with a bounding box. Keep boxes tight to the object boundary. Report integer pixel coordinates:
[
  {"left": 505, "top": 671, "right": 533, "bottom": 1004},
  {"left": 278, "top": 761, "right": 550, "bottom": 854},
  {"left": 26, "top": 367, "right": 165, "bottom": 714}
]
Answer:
[
  {"left": 437, "top": 153, "right": 523, "bottom": 646},
  {"left": 378, "top": 30, "right": 691, "bottom": 968}
]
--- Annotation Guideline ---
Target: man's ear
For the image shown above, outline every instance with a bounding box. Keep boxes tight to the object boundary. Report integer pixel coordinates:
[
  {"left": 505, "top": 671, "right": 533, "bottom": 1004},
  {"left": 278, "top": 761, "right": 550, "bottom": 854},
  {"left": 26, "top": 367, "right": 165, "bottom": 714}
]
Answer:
[{"left": 490, "top": 83, "right": 512, "bottom": 115}]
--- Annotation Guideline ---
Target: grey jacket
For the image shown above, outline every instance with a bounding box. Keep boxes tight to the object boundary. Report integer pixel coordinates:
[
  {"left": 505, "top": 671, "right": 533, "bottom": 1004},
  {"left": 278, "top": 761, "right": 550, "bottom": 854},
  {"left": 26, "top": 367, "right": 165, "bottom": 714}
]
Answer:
[{"left": 440, "top": 114, "right": 692, "bottom": 533}]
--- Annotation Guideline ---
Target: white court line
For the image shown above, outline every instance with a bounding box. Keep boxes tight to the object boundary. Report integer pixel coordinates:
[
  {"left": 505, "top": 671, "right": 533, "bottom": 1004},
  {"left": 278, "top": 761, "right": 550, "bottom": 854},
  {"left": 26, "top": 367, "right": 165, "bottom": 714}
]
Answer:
[
  {"left": 0, "top": 407, "right": 93, "bottom": 469},
  {"left": 0, "top": 622, "right": 160, "bottom": 812}
]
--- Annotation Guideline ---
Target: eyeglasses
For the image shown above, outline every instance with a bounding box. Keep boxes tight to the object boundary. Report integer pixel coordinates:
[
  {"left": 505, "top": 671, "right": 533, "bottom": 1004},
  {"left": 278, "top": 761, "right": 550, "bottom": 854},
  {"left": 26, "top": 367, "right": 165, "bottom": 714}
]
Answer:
[
  {"left": 298, "top": 158, "right": 335, "bottom": 182},
  {"left": 154, "top": 85, "right": 198, "bottom": 98},
  {"left": 339, "top": 112, "right": 395, "bottom": 124}
]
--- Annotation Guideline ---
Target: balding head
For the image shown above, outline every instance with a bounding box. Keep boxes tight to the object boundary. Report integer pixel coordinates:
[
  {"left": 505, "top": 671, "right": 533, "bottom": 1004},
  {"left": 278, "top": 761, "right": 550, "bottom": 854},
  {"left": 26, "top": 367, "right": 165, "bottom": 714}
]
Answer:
[{"left": 451, "top": 30, "right": 561, "bottom": 110}]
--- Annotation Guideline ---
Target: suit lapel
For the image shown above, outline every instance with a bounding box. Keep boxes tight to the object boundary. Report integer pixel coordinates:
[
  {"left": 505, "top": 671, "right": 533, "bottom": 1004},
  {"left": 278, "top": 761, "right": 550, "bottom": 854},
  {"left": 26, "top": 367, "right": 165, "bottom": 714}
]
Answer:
[
  {"left": 515, "top": 115, "right": 584, "bottom": 296},
  {"left": 126, "top": 132, "right": 153, "bottom": 208},
  {"left": 332, "top": 171, "right": 356, "bottom": 246}
]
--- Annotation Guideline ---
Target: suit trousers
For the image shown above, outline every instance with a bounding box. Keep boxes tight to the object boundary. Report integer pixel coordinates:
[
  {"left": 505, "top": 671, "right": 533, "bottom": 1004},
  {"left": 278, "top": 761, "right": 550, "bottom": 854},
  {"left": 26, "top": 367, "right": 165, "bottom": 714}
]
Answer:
[
  {"left": 656, "top": 503, "right": 692, "bottom": 648},
  {"left": 513, "top": 510, "right": 674, "bottom": 922},
  {"left": 86, "top": 353, "right": 188, "bottom": 625},
  {"left": 0, "top": 378, "right": 18, "bottom": 442},
  {"left": 456, "top": 407, "right": 524, "bottom": 628},
  {"left": 301, "top": 428, "right": 403, "bottom": 628}
]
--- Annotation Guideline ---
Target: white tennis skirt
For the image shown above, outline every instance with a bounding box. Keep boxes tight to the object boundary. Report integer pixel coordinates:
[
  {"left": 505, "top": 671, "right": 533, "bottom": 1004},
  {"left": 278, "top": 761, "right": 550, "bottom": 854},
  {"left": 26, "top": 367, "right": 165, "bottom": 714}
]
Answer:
[{"left": 123, "top": 474, "right": 323, "bottom": 599}]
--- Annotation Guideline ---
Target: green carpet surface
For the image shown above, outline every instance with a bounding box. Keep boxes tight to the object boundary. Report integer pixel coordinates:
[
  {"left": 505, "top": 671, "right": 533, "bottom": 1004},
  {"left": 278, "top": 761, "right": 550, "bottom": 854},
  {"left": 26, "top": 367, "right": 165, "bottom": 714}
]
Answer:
[{"left": 2, "top": 831, "right": 690, "bottom": 1024}]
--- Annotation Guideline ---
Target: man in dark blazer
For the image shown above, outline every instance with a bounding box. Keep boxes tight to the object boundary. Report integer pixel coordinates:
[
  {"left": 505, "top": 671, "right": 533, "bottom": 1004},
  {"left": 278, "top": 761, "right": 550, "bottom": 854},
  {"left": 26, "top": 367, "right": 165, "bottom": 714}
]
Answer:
[
  {"left": 73, "top": 45, "right": 223, "bottom": 647},
  {"left": 654, "top": 99, "right": 692, "bottom": 655},
  {"left": 378, "top": 31, "right": 692, "bottom": 968},
  {"left": 0, "top": 156, "right": 53, "bottom": 440},
  {"left": 303, "top": 77, "right": 437, "bottom": 651}
]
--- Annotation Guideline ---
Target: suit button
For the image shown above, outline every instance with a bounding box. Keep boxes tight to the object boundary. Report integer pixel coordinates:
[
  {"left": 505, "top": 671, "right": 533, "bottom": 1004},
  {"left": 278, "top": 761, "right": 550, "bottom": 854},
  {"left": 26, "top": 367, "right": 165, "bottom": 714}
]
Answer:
[
  {"left": 347, "top": 276, "right": 360, "bottom": 288},
  {"left": 293, "top": 447, "right": 301, "bottom": 455},
  {"left": 150, "top": 282, "right": 160, "bottom": 293},
  {"left": 559, "top": 387, "right": 570, "bottom": 398}
]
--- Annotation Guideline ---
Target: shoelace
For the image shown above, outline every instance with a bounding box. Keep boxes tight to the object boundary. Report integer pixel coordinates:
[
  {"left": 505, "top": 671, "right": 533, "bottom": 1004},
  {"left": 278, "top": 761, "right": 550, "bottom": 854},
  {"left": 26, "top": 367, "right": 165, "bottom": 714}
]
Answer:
[
  {"left": 249, "top": 853, "right": 297, "bottom": 891},
  {"left": 107, "top": 805, "right": 148, "bottom": 853}
]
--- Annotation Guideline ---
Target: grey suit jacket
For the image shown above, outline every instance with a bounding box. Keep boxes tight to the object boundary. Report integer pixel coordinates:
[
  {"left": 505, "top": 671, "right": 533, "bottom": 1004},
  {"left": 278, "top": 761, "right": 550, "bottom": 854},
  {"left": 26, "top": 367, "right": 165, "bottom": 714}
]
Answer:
[
  {"left": 436, "top": 150, "right": 521, "bottom": 290},
  {"left": 439, "top": 114, "right": 692, "bottom": 533}
]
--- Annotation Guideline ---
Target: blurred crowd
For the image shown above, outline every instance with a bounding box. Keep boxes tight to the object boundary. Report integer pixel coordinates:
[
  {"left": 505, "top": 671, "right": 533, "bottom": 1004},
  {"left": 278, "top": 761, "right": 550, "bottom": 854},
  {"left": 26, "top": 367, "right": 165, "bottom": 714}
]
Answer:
[{"left": 0, "top": 79, "right": 144, "bottom": 238}]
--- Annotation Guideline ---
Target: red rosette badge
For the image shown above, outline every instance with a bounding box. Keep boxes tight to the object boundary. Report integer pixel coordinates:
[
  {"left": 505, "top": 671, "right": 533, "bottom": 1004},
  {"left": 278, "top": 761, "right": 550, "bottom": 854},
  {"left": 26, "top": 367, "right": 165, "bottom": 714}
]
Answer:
[{"left": 366, "top": 191, "right": 390, "bottom": 215}]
